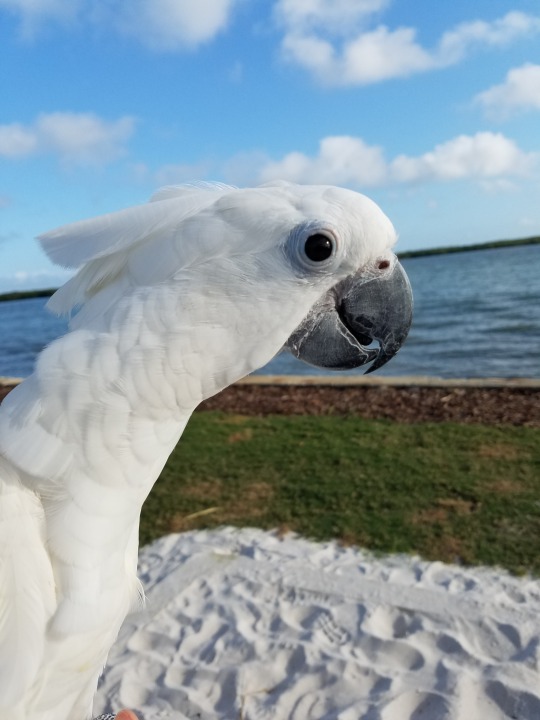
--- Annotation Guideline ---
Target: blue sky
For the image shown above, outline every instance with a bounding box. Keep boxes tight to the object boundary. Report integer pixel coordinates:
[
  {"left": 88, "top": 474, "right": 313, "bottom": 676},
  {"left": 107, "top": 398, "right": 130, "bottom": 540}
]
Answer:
[{"left": 1, "top": 0, "right": 540, "bottom": 291}]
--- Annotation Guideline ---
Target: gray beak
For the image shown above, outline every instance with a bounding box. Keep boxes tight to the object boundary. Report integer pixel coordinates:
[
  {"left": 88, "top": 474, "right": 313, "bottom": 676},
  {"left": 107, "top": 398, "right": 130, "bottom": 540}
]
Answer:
[{"left": 286, "top": 260, "right": 413, "bottom": 373}]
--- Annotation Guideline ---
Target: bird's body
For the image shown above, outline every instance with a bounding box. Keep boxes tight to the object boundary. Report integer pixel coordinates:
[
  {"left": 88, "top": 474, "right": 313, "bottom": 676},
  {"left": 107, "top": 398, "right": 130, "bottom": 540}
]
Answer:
[{"left": 0, "top": 182, "right": 412, "bottom": 719}]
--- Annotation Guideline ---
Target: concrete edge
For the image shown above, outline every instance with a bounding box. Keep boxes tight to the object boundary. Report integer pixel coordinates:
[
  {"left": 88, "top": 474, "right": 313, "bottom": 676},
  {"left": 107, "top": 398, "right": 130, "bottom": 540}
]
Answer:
[
  {"left": 239, "top": 375, "right": 540, "bottom": 389},
  {"left": 2, "top": 375, "right": 540, "bottom": 389}
]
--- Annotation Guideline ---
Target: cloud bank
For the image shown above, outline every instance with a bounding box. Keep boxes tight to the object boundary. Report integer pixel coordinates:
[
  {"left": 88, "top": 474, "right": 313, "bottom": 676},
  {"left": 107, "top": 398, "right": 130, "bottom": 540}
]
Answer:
[
  {"left": 0, "top": 112, "right": 135, "bottom": 166},
  {"left": 275, "top": 2, "right": 540, "bottom": 85},
  {"left": 0, "top": 0, "right": 80, "bottom": 36},
  {"left": 258, "top": 132, "right": 537, "bottom": 187},
  {"left": 0, "top": 0, "right": 240, "bottom": 49},
  {"left": 475, "top": 63, "right": 540, "bottom": 117}
]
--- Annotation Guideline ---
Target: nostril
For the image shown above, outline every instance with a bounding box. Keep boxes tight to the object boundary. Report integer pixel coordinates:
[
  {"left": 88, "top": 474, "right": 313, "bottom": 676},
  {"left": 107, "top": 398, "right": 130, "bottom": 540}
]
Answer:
[{"left": 378, "top": 259, "right": 390, "bottom": 270}]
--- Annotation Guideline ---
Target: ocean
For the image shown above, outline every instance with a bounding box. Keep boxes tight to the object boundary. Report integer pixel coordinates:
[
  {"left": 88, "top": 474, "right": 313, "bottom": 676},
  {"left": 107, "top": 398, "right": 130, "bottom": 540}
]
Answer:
[{"left": 1, "top": 244, "right": 539, "bottom": 379}]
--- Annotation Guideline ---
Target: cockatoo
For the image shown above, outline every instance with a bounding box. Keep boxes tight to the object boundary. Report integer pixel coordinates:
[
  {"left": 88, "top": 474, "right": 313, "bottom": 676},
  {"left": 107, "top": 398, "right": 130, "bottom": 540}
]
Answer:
[{"left": 0, "top": 181, "right": 412, "bottom": 719}]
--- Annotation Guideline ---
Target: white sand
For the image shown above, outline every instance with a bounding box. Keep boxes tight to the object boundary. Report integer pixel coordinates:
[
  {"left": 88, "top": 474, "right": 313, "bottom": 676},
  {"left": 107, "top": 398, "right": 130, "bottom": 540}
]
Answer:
[{"left": 94, "top": 527, "right": 540, "bottom": 720}]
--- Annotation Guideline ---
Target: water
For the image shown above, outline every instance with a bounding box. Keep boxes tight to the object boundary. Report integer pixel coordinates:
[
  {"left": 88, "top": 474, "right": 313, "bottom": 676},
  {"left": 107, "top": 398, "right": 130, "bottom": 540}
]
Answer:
[{"left": 0, "top": 244, "right": 538, "bottom": 379}]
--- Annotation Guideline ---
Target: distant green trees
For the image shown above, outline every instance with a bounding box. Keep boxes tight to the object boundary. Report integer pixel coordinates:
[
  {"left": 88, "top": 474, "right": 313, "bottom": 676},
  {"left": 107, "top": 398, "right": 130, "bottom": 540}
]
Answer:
[
  {"left": 1, "top": 236, "right": 539, "bottom": 301},
  {"left": 0, "top": 288, "right": 56, "bottom": 302},
  {"left": 398, "top": 236, "right": 540, "bottom": 259}
]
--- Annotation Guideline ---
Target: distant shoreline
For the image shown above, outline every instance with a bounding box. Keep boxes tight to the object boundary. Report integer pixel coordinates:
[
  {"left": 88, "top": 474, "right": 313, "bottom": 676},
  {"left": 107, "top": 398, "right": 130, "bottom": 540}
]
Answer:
[
  {"left": 0, "top": 288, "right": 56, "bottom": 302},
  {"left": 1, "top": 235, "right": 539, "bottom": 302},
  {"left": 398, "top": 234, "right": 540, "bottom": 259}
]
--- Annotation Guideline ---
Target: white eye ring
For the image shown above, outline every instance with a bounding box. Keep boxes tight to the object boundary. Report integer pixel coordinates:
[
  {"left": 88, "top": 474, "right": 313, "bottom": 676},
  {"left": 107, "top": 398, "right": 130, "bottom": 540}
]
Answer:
[{"left": 287, "top": 221, "right": 340, "bottom": 274}]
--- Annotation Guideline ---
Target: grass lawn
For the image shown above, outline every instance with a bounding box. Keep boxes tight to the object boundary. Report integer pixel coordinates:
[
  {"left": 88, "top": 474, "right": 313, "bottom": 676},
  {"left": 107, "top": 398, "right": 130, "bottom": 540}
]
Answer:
[{"left": 140, "top": 412, "right": 540, "bottom": 575}]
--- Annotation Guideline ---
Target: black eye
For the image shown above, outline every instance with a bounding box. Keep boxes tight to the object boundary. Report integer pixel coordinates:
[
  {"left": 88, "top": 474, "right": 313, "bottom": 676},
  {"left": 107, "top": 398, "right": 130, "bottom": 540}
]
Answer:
[{"left": 304, "top": 233, "right": 334, "bottom": 262}]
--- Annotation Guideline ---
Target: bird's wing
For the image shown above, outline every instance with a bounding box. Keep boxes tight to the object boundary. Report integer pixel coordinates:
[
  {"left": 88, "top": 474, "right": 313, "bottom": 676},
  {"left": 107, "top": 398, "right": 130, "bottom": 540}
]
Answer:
[
  {"left": 38, "top": 183, "right": 237, "bottom": 324},
  {"left": 39, "top": 183, "right": 236, "bottom": 269},
  {"left": 0, "top": 457, "right": 56, "bottom": 706}
]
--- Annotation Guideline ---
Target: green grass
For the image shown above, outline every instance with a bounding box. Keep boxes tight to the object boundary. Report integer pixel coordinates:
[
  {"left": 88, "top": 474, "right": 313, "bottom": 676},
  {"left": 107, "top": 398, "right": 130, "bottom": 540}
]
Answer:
[{"left": 140, "top": 412, "right": 540, "bottom": 575}]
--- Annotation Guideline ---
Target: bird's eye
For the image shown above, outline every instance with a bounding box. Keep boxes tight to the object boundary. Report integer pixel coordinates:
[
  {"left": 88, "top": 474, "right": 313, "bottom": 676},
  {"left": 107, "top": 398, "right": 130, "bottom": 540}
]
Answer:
[
  {"left": 287, "top": 223, "right": 339, "bottom": 275},
  {"left": 304, "top": 233, "right": 334, "bottom": 262}
]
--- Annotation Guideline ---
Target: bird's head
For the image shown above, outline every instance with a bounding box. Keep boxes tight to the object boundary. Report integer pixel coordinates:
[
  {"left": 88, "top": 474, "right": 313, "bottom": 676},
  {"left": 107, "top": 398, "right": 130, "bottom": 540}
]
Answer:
[
  {"left": 164, "top": 182, "right": 413, "bottom": 380},
  {"left": 40, "top": 182, "right": 412, "bottom": 399}
]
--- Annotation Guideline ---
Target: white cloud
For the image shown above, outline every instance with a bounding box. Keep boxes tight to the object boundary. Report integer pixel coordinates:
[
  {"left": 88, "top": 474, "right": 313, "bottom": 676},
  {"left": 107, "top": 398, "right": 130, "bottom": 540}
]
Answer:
[
  {"left": 131, "top": 160, "right": 213, "bottom": 187},
  {"left": 0, "top": 123, "right": 37, "bottom": 157},
  {"left": 110, "top": 0, "right": 238, "bottom": 51},
  {"left": 282, "top": 25, "right": 435, "bottom": 84},
  {"left": 222, "top": 150, "right": 270, "bottom": 187},
  {"left": 12, "top": 268, "right": 68, "bottom": 282},
  {"left": 275, "top": 0, "right": 389, "bottom": 35},
  {"left": 340, "top": 26, "right": 433, "bottom": 84},
  {"left": 390, "top": 132, "right": 535, "bottom": 183},
  {"left": 277, "top": 6, "right": 540, "bottom": 86},
  {"left": 1, "top": 0, "right": 239, "bottom": 49},
  {"left": 259, "top": 136, "right": 388, "bottom": 186},
  {"left": 0, "top": 0, "right": 79, "bottom": 36},
  {"left": 36, "top": 112, "right": 135, "bottom": 165},
  {"left": 0, "top": 112, "right": 135, "bottom": 166},
  {"left": 257, "top": 132, "right": 537, "bottom": 187},
  {"left": 475, "top": 63, "right": 540, "bottom": 117},
  {"left": 437, "top": 12, "right": 540, "bottom": 65},
  {"left": 3, "top": 267, "right": 73, "bottom": 289}
]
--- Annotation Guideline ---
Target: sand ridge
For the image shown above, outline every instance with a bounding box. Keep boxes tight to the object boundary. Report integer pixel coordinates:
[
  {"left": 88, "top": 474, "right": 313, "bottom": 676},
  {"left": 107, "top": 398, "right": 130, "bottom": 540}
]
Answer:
[{"left": 94, "top": 527, "right": 540, "bottom": 719}]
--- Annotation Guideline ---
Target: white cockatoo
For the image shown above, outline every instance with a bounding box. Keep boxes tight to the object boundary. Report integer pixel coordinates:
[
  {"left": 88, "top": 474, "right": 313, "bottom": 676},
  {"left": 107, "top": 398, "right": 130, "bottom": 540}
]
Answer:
[{"left": 0, "top": 182, "right": 412, "bottom": 719}]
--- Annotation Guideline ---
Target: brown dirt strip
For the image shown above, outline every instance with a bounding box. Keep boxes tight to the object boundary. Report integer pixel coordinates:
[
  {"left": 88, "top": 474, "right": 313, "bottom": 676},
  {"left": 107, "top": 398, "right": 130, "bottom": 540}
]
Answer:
[{"left": 2, "top": 382, "right": 537, "bottom": 426}]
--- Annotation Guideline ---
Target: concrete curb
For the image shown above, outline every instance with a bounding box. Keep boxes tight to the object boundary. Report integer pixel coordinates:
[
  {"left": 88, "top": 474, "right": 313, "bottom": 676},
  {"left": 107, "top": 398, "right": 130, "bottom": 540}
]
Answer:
[
  {"left": 3, "top": 376, "right": 539, "bottom": 389},
  {"left": 238, "top": 375, "right": 540, "bottom": 389}
]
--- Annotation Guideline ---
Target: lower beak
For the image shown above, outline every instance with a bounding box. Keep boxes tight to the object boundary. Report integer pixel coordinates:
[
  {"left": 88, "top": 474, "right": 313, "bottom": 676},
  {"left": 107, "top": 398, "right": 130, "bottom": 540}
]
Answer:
[{"left": 286, "top": 260, "right": 413, "bottom": 373}]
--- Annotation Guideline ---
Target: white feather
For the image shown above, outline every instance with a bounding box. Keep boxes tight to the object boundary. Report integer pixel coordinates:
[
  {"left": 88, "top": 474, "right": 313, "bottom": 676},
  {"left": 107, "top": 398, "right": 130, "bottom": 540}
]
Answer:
[
  {"left": 0, "top": 460, "right": 55, "bottom": 706},
  {"left": 41, "top": 185, "right": 238, "bottom": 322},
  {"left": 0, "top": 182, "right": 399, "bottom": 719}
]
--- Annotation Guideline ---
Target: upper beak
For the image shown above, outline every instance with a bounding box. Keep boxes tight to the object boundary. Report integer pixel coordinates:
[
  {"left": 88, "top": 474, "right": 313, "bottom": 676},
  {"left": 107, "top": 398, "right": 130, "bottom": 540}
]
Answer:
[{"left": 286, "top": 260, "right": 413, "bottom": 373}]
